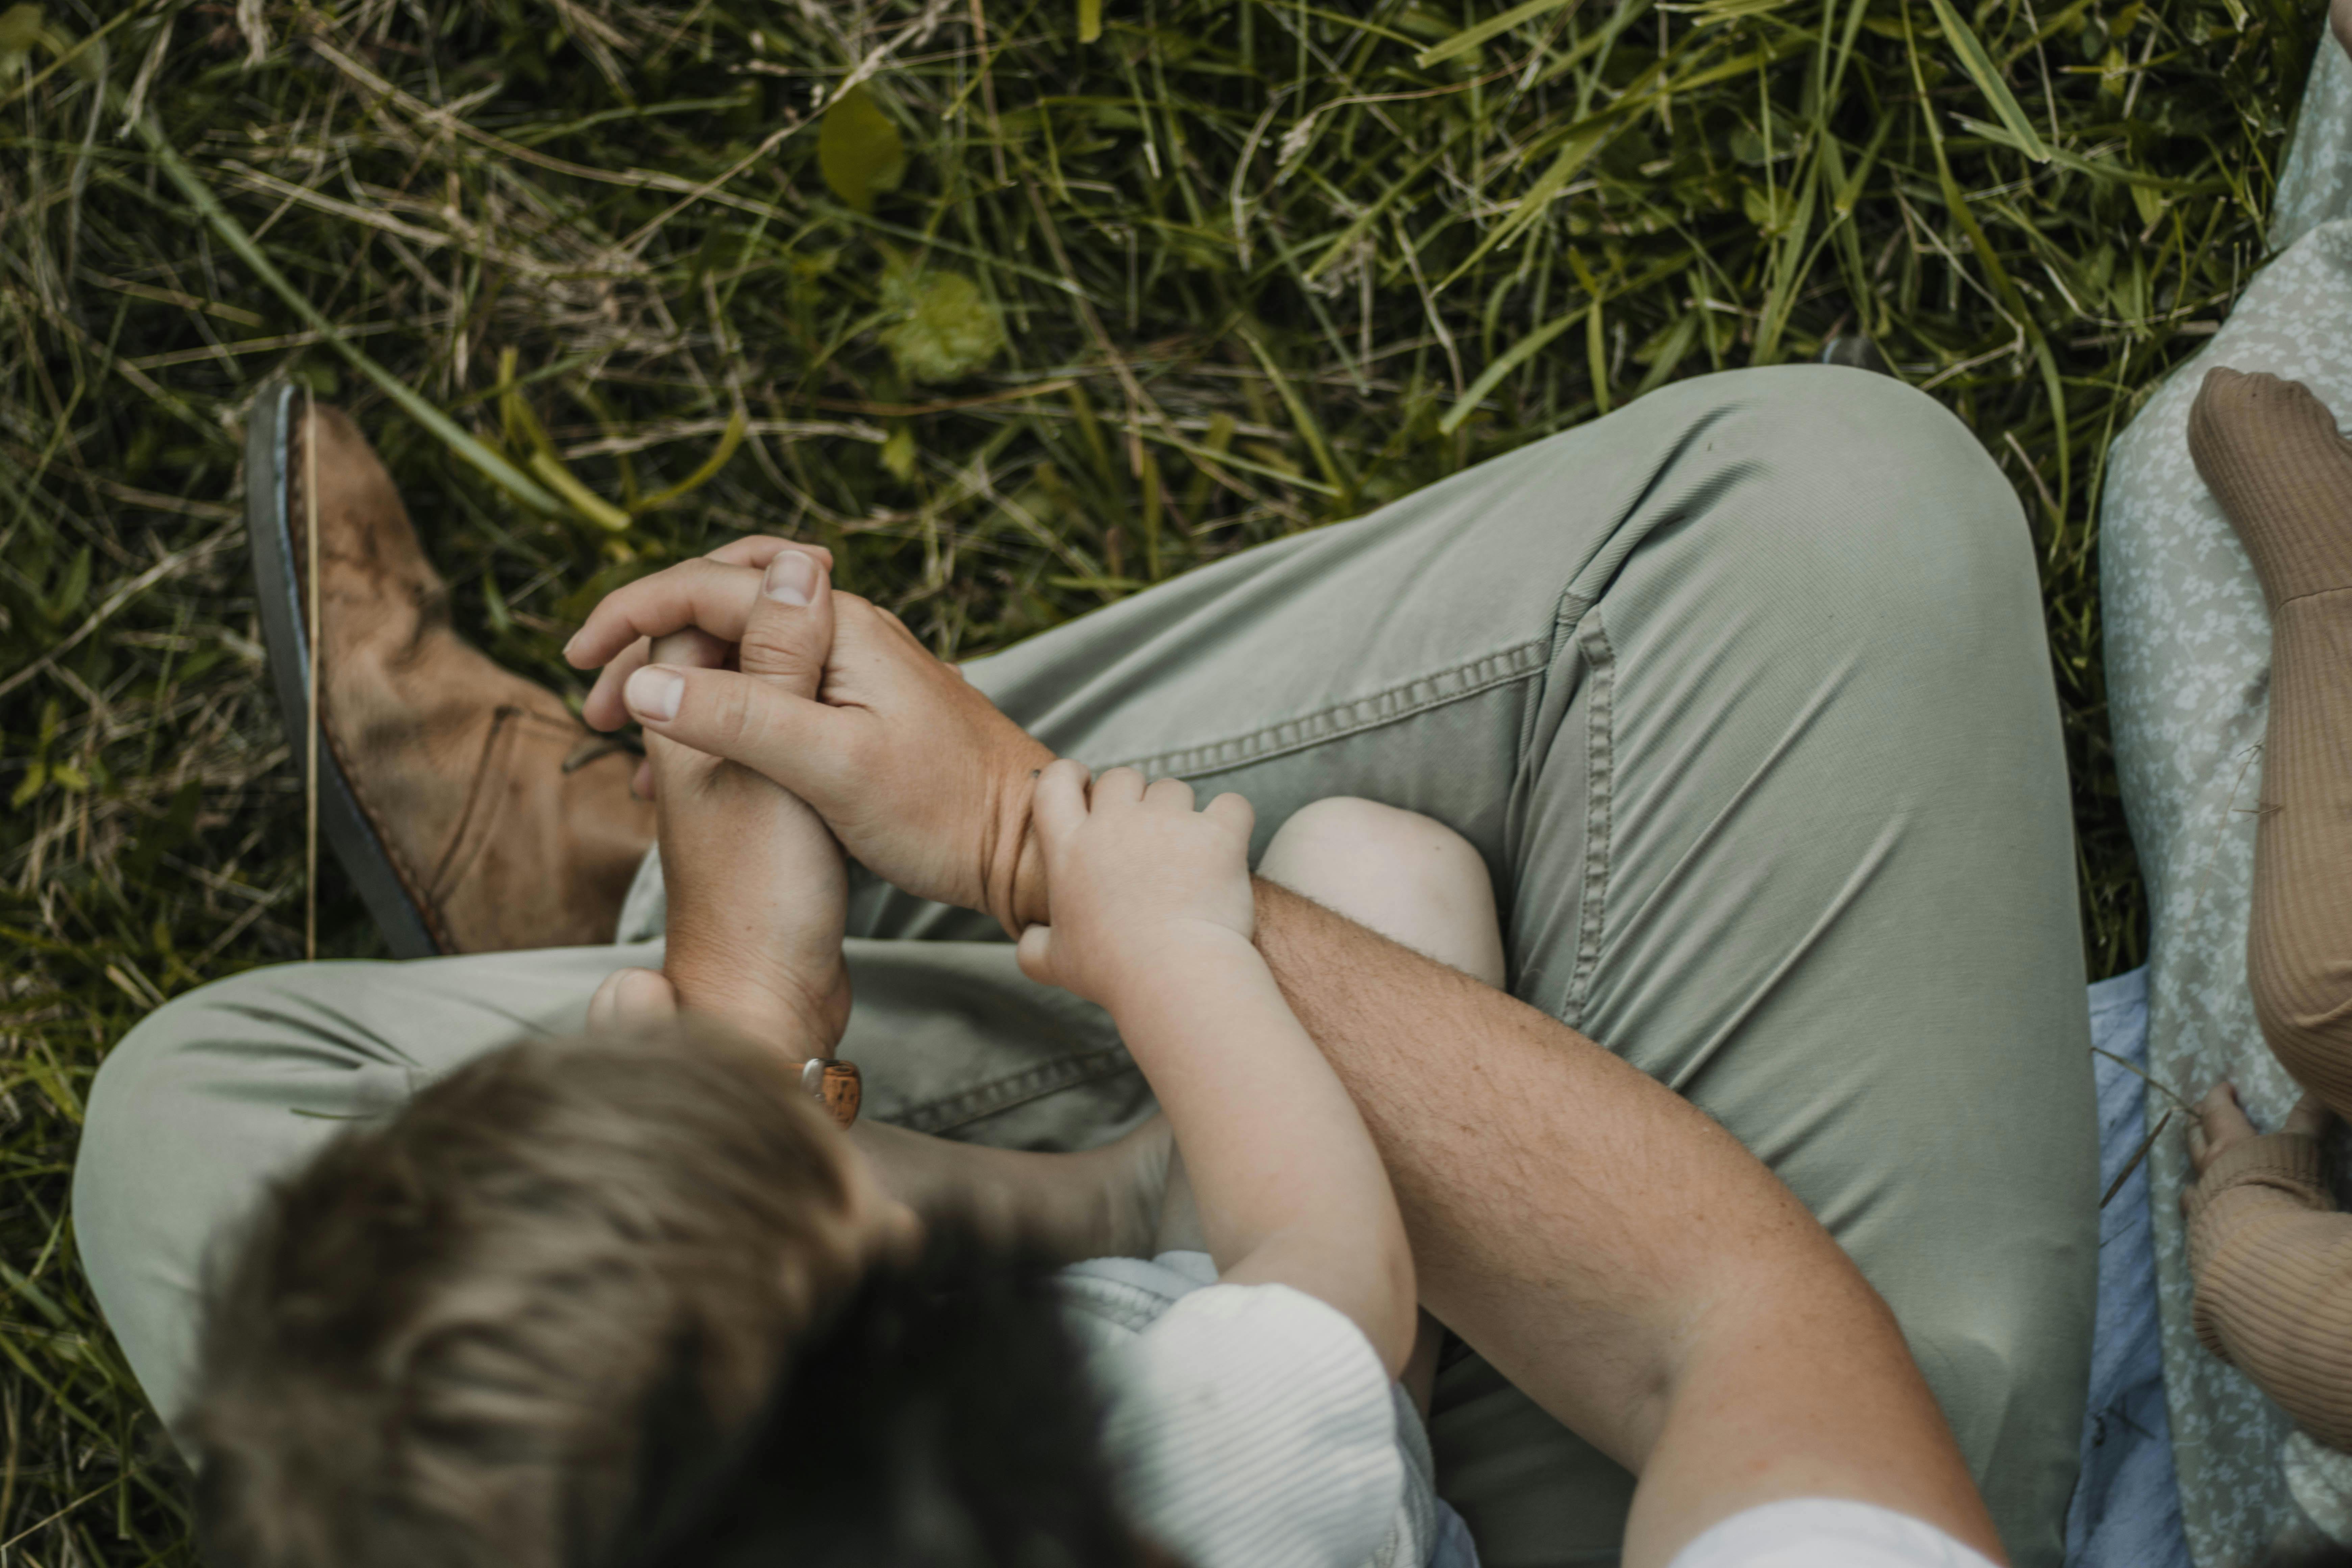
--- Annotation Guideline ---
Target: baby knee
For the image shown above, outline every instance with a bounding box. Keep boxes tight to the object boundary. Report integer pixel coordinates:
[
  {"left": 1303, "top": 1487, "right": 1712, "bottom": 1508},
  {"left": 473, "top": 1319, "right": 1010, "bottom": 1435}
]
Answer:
[
  {"left": 1262, "top": 799, "right": 1505, "bottom": 985},
  {"left": 1268, "top": 797, "right": 1475, "bottom": 872}
]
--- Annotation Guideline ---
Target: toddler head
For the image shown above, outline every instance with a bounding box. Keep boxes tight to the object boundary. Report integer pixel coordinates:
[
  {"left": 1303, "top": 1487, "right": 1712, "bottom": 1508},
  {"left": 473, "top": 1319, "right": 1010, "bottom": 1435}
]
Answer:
[{"left": 187, "top": 1018, "right": 1153, "bottom": 1568}]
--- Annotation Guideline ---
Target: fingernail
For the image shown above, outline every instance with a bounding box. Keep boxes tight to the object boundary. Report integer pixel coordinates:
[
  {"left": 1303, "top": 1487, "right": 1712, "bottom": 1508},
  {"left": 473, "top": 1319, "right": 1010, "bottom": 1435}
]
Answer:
[
  {"left": 625, "top": 665, "right": 683, "bottom": 722},
  {"left": 764, "top": 549, "right": 818, "bottom": 607}
]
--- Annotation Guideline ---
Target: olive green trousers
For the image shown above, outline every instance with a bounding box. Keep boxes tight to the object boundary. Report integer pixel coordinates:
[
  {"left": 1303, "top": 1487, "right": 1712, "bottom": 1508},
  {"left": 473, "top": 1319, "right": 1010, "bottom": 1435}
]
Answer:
[{"left": 75, "top": 365, "right": 2096, "bottom": 1566}]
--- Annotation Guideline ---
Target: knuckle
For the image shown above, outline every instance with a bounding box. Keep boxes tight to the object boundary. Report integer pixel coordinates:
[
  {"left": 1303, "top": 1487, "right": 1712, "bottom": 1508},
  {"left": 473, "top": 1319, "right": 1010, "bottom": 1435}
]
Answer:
[
  {"left": 737, "top": 624, "right": 815, "bottom": 678},
  {"left": 739, "top": 691, "right": 802, "bottom": 760},
  {"left": 626, "top": 559, "right": 696, "bottom": 607},
  {"left": 712, "top": 533, "right": 785, "bottom": 561},
  {"left": 648, "top": 629, "right": 705, "bottom": 666}
]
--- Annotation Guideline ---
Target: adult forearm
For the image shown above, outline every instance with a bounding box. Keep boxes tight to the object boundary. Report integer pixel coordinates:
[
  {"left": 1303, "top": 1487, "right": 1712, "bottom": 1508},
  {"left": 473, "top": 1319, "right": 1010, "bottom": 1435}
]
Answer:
[
  {"left": 1248, "top": 880, "right": 2001, "bottom": 1565},
  {"left": 1251, "top": 876, "right": 1779, "bottom": 1444},
  {"left": 922, "top": 720, "right": 1986, "bottom": 1551}
]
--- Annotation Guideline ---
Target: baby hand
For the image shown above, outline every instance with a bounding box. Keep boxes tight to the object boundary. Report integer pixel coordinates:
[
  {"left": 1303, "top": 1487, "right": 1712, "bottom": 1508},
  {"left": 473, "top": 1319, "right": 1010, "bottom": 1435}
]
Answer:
[
  {"left": 652, "top": 728, "right": 851, "bottom": 1050},
  {"left": 634, "top": 546, "right": 852, "bottom": 1052},
  {"left": 1015, "top": 760, "right": 1256, "bottom": 1011},
  {"left": 586, "top": 963, "right": 681, "bottom": 1031}
]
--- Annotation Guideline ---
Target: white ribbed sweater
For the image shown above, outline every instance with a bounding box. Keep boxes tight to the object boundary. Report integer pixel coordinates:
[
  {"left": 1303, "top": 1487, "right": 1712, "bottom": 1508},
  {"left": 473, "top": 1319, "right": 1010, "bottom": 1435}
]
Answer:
[
  {"left": 1057, "top": 1251, "right": 1437, "bottom": 1568},
  {"left": 1056, "top": 1254, "right": 1999, "bottom": 1568}
]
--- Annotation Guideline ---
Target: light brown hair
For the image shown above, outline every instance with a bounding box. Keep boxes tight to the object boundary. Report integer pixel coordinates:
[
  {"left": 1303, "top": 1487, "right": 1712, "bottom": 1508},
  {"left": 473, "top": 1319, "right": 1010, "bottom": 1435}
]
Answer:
[{"left": 187, "top": 1018, "right": 859, "bottom": 1568}]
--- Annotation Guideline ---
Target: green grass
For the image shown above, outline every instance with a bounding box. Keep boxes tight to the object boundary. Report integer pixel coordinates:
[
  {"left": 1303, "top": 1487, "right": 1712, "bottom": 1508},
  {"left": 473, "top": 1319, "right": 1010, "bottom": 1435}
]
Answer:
[{"left": 0, "top": 0, "right": 2324, "bottom": 1555}]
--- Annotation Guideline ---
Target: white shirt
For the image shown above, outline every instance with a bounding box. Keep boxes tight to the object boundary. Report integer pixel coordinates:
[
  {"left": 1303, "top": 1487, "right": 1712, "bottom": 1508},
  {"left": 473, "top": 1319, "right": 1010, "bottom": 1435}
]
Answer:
[
  {"left": 1057, "top": 1253, "right": 2001, "bottom": 1568},
  {"left": 1667, "top": 1498, "right": 2004, "bottom": 1568},
  {"left": 1057, "top": 1250, "right": 1443, "bottom": 1568}
]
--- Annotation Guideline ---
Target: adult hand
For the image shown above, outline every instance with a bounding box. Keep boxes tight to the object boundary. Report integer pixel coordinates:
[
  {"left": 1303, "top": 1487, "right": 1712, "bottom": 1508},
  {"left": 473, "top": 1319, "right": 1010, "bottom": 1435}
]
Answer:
[
  {"left": 579, "top": 537, "right": 833, "bottom": 801},
  {"left": 564, "top": 538, "right": 1055, "bottom": 931}
]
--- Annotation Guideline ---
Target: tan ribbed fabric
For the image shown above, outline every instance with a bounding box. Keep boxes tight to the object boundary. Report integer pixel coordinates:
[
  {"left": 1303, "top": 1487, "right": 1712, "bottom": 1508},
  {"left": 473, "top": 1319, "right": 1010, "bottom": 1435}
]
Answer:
[
  {"left": 2188, "top": 368, "right": 2352, "bottom": 1117},
  {"left": 2184, "top": 1132, "right": 2352, "bottom": 1450},
  {"left": 2182, "top": 367, "right": 2352, "bottom": 1452}
]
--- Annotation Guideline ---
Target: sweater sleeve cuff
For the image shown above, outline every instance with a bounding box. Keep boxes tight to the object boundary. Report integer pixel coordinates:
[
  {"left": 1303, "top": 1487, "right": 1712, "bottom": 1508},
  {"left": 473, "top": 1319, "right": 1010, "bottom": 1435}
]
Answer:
[
  {"left": 2188, "top": 1133, "right": 2336, "bottom": 1361},
  {"left": 2194, "top": 1132, "right": 2332, "bottom": 1215}
]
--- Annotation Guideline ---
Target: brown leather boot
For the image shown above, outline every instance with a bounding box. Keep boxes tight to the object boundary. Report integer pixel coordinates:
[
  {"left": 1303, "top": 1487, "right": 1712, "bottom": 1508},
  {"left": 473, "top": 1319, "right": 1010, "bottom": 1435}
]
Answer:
[{"left": 245, "top": 384, "right": 654, "bottom": 954}]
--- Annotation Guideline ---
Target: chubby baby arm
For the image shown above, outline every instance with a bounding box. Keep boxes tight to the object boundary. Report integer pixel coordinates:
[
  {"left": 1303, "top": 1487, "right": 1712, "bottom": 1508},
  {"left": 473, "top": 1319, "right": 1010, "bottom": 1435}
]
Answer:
[
  {"left": 587, "top": 730, "right": 852, "bottom": 1068},
  {"left": 646, "top": 731, "right": 852, "bottom": 1050},
  {"left": 588, "top": 548, "right": 854, "bottom": 1052},
  {"left": 1015, "top": 761, "right": 1417, "bottom": 1376}
]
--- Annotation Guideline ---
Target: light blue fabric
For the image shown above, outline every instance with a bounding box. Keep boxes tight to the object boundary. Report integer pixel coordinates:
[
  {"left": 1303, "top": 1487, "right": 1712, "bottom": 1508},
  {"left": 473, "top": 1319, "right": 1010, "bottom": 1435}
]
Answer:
[
  {"left": 2065, "top": 966, "right": 2188, "bottom": 1568},
  {"left": 1429, "top": 1502, "right": 1481, "bottom": 1568}
]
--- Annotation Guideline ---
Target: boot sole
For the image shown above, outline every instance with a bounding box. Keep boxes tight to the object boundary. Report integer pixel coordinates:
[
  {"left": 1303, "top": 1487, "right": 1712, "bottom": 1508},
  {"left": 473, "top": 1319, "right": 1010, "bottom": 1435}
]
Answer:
[{"left": 245, "top": 381, "right": 443, "bottom": 959}]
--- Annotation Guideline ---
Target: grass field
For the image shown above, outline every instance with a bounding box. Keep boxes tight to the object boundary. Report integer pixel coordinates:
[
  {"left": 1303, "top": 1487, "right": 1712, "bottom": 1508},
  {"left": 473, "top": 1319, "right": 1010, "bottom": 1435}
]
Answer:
[{"left": 0, "top": 0, "right": 2326, "bottom": 1556}]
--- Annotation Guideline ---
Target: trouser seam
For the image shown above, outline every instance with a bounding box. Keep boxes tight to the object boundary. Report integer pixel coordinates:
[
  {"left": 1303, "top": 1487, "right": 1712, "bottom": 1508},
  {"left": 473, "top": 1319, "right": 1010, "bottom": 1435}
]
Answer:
[
  {"left": 1521, "top": 588, "right": 1596, "bottom": 762},
  {"left": 891, "top": 1045, "right": 1139, "bottom": 1136},
  {"left": 1104, "top": 639, "right": 1554, "bottom": 779},
  {"left": 1564, "top": 612, "right": 1615, "bottom": 1030}
]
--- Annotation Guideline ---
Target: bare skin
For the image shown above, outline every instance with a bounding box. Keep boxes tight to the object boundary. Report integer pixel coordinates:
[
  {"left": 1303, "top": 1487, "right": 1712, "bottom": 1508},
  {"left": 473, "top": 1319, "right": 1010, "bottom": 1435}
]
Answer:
[
  {"left": 585, "top": 726, "right": 1178, "bottom": 1269},
  {"left": 1252, "top": 880, "right": 1998, "bottom": 1563},
  {"left": 594, "top": 945, "right": 1176, "bottom": 1266},
  {"left": 585, "top": 550, "right": 1168, "bottom": 1268},
  {"left": 1018, "top": 760, "right": 1418, "bottom": 1371},
  {"left": 593, "top": 549, "right": 1423, "bottom": 1376},
  {"left": 566, "top": 538, "right": 2005, "bottom": 1567},
  {"left": 1256, "top": 796, "right": 1515, "bottom": 1415},
  {"left": 609, "top": 778, "right": 1493, "bottom": 1406}
]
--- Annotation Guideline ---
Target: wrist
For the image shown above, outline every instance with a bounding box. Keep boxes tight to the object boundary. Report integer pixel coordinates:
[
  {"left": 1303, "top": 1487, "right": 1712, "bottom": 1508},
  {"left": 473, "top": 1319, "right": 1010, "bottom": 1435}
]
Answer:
[
  {"left": 1101, "top": 922, "right": 1267, "bottom": 1019},
  {"left": 665, "top": 951, "right": 851, "bottom": 1056},
  {"left": 982, "top": 736, "right": 1057, "bottom": 936}
]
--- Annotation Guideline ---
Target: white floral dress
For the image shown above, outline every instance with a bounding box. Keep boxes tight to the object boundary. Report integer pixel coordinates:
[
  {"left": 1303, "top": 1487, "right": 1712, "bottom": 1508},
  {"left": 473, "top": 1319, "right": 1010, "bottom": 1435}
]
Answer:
[{"left": 2099, "top": 35, "right": 2352, "bottom": 1567}]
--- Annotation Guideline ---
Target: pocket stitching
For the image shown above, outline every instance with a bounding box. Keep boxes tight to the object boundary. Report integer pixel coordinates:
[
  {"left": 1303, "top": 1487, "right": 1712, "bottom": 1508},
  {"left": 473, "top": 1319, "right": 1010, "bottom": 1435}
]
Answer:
[{"left": 1105, "top": 638, "right": 1553, "bottom": 780}]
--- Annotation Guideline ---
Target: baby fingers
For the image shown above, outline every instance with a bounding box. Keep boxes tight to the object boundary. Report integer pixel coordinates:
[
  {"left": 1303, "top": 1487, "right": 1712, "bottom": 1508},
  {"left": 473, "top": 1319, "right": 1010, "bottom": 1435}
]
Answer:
[
  {"left": 1204, "top": 790, "right": 1256, "bottom": 840},
  {"left": 1143, "top": 776, "right": 1196, "bottom": 813},
  {"left": 2284, "top": 1092, "right": 2335, "bottom": 1140},
  {"left": 1031, "top": 759, "right": 1095, "bottom": 846}
]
